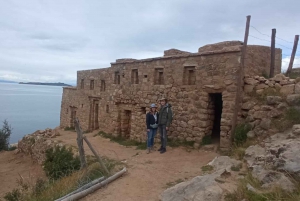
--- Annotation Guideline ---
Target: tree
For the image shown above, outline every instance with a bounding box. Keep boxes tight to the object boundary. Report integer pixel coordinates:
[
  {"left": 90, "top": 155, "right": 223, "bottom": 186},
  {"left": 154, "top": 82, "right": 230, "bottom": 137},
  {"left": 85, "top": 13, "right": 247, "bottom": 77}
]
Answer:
[{"left": 0, "top": 120, "right": 12, "bottom": 151}]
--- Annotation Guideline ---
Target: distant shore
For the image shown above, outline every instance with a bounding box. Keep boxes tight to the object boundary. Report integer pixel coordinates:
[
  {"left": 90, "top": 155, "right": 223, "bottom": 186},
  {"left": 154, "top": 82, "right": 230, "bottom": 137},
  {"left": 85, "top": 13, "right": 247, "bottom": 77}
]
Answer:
[{"left": 19, "top": 82, "right": 72, "bottom": 87}]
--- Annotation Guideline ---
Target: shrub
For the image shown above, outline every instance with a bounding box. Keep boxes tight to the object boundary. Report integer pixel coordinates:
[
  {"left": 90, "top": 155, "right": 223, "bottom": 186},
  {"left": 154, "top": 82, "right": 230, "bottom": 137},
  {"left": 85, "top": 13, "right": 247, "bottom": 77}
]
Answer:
[
  {"left": 0, "top": 120, "right": 12, "bottom": 151},
  {"left": 4, "top": 189, "right": 22, "bottom": 201},
  {"left": 43, "top": 146, "right": 80, "bottom": 180},
  {"left": 233, "top": 124, "right": 251, "bottom": 146}
]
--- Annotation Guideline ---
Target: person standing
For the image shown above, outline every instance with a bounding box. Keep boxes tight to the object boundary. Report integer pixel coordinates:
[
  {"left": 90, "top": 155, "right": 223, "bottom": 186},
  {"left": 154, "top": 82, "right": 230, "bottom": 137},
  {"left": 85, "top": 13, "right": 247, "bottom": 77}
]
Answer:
[
  {"left": 146, "top": 103, "right": 159, "bottom": 154},
  {"left": 158, "top": 97, "right": 173, "bottom": 154}
]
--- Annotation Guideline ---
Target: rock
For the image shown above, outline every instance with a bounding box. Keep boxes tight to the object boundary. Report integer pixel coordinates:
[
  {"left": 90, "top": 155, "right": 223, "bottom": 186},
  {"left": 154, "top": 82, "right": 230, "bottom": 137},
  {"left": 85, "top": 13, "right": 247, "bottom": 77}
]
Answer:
[
  {"left": 274, "top": 73, "right": 286, "bottom": 82},
  {"left": 256, "top": 84, "right": 268, "bottom": 90},
  {"left": 260, "top": 118, "right": 271, "bottom": 130},
  {"left": 295, "top": 83, "right": 300, "bottom": 94},
  {"left": 161, "top": 171, "right": 223, "bottom": 201},
  {"left": 286, "top": 94, "right": 300, "bottom": 106},
  {"left": 244, "top": 145, "right": 265, "bottom": 167},
  {"left": 292, "top": 124, "right": 300, "bottom": 135},
  {"left": 256, "top": 89, "right": 264, "bottom": 95},
  {"left": 266, "top": 96, "right": 282, "bottom": 105},
  {"left": 246, "top": 183, "right": 258, "bottom": 193},
  {"left": 252, "top": 165, "right": 295, "bottom": 192},
  {"left": 253, "top": 111, "right": 265, "bottom": 119},
  {"left": 241, "top": 101, "right": 256, "bottom": 110},
  {"left": 280, "top": 84, "right": 295, "bottom": 95},
  {"left": 244, "top": 85, "right": 254, "bottom": 93},
  {"left": 244, "top": 78, "right": 258, "bottom": 85},
  {"left": 207, "top": 156, "right": 242, "bottom": 172},
  {"left": 268, "top": 109, "right": 282, "bottom": 118},
  {"left": 247, "top": 131, "right": 255, "bottom": 139},
  {"left": 275, "top": 83, "right": 282, "bottom": 90}
]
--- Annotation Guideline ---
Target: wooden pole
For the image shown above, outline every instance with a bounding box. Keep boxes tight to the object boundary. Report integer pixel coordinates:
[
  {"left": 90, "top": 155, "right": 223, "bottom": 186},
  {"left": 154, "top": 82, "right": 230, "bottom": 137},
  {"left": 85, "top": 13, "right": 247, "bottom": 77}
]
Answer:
[
  {"left": 61, "top": 167, "right": 127, "bottom": 201},
  {"left": 230, "top": 15, "right": 251, "bottom": 150},
  {"left": 270, "top": 28, "right": 276, "bottom": 77},
  {"left": 286, "top": 35, "right": 299, "bottom": 76},
  {"left": 83, "top": 136, "right": 110, "bottom": 175},
  {"left": 74, "top": 118, "right": 86, "bottom": 169}
]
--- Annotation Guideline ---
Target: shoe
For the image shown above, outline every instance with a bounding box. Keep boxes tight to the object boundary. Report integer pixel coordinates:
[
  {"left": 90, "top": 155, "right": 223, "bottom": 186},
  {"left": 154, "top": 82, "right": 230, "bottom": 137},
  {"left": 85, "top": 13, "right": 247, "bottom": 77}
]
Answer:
[
  {"left": 151, "top": 147, "right": 155, "bottom": 151},
  {"left": 158, "top": 147, "right": 163, "bottom": 152},
  {"left": 160, "top": 148, "right": 166, "bottom": 154},
  {"left": 147, "top": 148, "right": 151, "bottom": 154}
]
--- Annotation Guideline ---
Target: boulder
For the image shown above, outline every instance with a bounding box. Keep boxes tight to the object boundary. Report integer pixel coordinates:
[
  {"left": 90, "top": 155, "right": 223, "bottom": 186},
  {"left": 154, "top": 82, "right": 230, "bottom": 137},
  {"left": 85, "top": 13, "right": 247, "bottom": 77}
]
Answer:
[
  {"left": 295, "top": 83, "right": 300, "bottom": 94},
  {"left": 274, "top": 74, "right": 286, "bottom": 82},
  {"left": 244, "top": 145, "right": 265, "bottom": 167},
  {"left": 247, "top": 131, "right": 255, "bottom": 139},
  {"left": 280, "top": 84, "right": 295, "bottom": 95},
  {"left": 266, "top": 96, "right": 282, "bottom": 105},
  {"left": 260, "top": 118, "right": 271, "bottom": 130},
  {"left": 244, "top": 78, "right": 258, "bottom": 85},
  {"left": 207, "top": 156, "right": 242, "bottom": 172},
  {"left": 160, "top": 171, "right": 223, "bottom": 201},
  {"left": 241, "top": 101, "right": 257, "bottom": 110},
  {"left": 244, "top": 85, "right": 254, "bottom": 93},
  {"left": 292, "top": 124, "right": 300, "bottom": 135},
  {"left": 286, "top": 94, "right": 300, "bottom": 106}
]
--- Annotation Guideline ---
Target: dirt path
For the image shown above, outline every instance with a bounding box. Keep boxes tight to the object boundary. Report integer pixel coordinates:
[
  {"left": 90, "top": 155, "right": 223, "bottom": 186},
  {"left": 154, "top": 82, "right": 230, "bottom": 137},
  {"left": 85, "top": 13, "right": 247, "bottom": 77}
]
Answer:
[
  {"left": 0, "top": 151, "right": 45, "bottom": 198},
  {"left": 56, "top": 129, "right": 219, "bottom": 201}
]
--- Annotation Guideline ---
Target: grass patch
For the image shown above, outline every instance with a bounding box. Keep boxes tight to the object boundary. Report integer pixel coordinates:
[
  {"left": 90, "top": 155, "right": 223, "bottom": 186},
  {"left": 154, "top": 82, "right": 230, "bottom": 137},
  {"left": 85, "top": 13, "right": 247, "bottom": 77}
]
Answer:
[
  {"left": 4, "top": 158, "right": 122, "bottom": 201},
  {"left": 247, "top": 87, "right": 284, "bottom": 103},
  {"left": 272, "top": 107, "right": 300, "bottom": 132},
  {"left": 233, "top": 123, "right": 251, "bottom": 146},
  {"left": 231, "top": 163, "right": 242, "bottom": 172},
  {"left": 224, "top": 172, "right": 300, "bottom": 201},
  {"left": 201, "top": 135, "right": 212, "bottom": 145},
  {"left": 64, "top": 127, "right": 75, "bottom": 131},
  {"left": 165, "top": 179, "right": 184, "bottom": 188},
  {"left": 287, "top": 71, "right": 300, "bottom": 79},
  {"left": 201, "top": 165, "right": 214, "bottom": 172},
  {"left": 97, "top": 131, "right": 147, "bottom": 150}
]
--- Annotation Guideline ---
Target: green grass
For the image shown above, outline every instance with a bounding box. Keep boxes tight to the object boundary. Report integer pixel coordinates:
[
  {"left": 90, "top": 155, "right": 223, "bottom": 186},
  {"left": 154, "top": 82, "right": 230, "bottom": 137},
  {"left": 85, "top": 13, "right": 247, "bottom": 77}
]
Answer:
[
  {"left": 247, "top": 87, "right": 284, "bottom": 103},
  {"left": 165, "top": 179, "right": 184, "bottom": 188},
  {"left": 272, "top": 107, "right": 300, "bottom": 132},
  {"left": 201, "top": 165, "right": 214, "bottom": 172},
  {"left": 97, "top": 131, "right": 147, "bottom": 150},
  {"left": 167, "top": 138, "right": 195, "bottom": 148},
  {"left": 201, "top": 135, "right": 212, "bottom": 145},
  {"left": 225, "top": 172, "right": 300, "bottom": 201}
]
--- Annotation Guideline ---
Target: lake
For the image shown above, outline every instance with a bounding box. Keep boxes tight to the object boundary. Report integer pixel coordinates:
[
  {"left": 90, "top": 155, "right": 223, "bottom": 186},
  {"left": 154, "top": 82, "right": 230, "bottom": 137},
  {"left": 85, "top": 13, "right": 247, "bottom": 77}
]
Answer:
[{"left": 0, "top": 83, "right": 63, "bottom": 143}]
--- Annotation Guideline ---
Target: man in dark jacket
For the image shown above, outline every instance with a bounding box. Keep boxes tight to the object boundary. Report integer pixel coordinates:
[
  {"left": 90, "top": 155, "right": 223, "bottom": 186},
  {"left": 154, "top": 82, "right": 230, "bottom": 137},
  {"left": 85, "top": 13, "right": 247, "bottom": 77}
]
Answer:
[{"left": 158, "top": 97, "right": 173, "bottom": 154}]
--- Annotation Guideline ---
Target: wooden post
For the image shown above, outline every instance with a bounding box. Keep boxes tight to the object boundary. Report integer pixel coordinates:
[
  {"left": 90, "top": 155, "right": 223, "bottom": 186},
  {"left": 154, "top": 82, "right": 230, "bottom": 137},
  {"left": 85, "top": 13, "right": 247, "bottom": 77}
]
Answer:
[
  {"left": 286, "top": 35, "right": 299, "bottom": 76},
  {"left": 269, "top": 28, "right": 276, "bottom": 78},
  {"left": 230, "top": 15, "right": 251, "bottom": 150},
  {"left": 74, "top": 118, "right": 86, "bottom": 169},
  {"left": 83, "top": 136, "right": 110, "bottom": 175}
]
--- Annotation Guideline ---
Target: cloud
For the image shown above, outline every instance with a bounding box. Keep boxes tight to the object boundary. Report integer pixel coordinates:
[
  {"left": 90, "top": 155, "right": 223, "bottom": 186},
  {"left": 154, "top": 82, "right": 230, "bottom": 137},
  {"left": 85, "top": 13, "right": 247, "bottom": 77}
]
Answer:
[{"left": 0, "top": 0, "right": 299, "bottom": 83}]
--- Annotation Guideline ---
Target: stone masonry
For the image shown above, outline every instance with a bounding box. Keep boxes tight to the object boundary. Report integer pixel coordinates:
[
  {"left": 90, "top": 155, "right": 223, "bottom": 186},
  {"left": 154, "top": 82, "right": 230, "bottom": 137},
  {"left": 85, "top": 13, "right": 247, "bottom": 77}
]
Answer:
[{"left": 60, "top": 41, "right": 282, "bottom": 150}]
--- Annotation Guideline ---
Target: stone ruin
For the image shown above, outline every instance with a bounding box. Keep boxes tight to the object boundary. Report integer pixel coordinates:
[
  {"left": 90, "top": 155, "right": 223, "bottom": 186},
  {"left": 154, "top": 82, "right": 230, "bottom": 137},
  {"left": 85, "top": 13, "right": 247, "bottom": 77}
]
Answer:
[{"left": 60, "top": 41, "right": 282, "bottom": 150}]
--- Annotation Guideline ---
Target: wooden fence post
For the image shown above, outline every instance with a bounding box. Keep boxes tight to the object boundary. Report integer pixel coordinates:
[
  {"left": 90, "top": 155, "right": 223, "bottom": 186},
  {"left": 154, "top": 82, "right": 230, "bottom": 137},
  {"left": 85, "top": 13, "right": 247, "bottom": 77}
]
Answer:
[
  {"left": 286, "top": 35, "right": 299, "bottom": 76},
  {"left": 269, "top": 28, "right": 276, "bottom": 78},
  {"left": 74, "top": 118, "right": 86, "bottom": 169}
]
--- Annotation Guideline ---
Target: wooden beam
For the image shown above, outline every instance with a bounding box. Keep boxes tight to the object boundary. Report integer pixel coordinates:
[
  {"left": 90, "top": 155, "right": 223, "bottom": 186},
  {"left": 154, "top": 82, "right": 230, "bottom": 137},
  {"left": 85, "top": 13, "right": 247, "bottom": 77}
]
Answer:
[
  {"left": 269, "top": 28, "right": 276, "bottom": 77},
  {"left": 83, "top": 136, "right": 110, "bottom": 175},
  {"left": 74, "top": 118, "right": 86, "bottom": 169},
  {"left": 286, "top": 35, "right": 299, "bottom": 76}
]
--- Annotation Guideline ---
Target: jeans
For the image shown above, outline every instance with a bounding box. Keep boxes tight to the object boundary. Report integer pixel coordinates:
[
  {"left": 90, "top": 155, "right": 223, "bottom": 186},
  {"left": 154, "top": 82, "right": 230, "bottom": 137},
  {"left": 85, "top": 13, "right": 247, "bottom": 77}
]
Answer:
[
  {"left": 159, "top": 125, "right": 167, "bottom": 149},
  {"left": 147, "top": 128, "right": 157, "bottom": 148}
]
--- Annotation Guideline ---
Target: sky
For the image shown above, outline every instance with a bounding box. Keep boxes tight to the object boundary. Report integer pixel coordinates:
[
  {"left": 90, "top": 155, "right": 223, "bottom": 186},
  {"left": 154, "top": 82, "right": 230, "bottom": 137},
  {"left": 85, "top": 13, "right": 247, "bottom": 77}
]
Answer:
[{"left": 0, "top": 0, "right": 300, "bottom": 84}]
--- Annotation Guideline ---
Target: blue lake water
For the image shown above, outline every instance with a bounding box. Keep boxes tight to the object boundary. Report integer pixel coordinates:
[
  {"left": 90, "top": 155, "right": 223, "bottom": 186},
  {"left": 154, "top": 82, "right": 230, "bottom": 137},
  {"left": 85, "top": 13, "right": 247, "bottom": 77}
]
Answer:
[{"left": 0, "top": 83, "right": 63, "bottom": 143}]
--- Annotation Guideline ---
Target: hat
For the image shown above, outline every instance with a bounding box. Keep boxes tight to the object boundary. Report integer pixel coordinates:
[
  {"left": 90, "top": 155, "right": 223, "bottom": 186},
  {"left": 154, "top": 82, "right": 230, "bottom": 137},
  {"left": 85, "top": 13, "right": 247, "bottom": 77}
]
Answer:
[
  {"left": 150, "top": 103, "right": 157, "bottom": 108},
  {"left": 159, "top": 97, "right": 167, "bottom": 101}
]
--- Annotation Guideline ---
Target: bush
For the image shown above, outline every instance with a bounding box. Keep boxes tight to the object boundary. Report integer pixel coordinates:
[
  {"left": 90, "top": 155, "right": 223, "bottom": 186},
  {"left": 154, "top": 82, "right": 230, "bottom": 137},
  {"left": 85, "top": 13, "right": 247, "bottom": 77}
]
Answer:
[
  {"left": 201, "top": 135, "right": 212, "bottom": 145},
  {"left": 0, "top": 120, "right": 12, "bottom": 151},
  {"left": 4, "top": 189, "right": 22, "bottom": 201},
  {"left": 43, "top": 146, "right": 80, "bottom": 180},
  {"left": 233, "top": 124, "right": 251, "bottom": 146}
]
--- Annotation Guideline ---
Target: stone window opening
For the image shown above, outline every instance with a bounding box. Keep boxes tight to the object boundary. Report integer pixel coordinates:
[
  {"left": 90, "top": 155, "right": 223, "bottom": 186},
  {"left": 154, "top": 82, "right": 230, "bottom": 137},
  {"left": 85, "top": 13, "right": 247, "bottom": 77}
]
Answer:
[
  {"left": 183, "top": 66, "right": 196, "bottom": 85},
  {"left": 154, "top": 68, "right": 164, "bottom": 85},
  {"left": 141, "top": 107, "right": 147, "bottom": 114},
  {"left": 90, "top": 80, "right": 94, "bottom": 90},
  {"left": 120, "top": 110, "right": 132, "bottom": 138},
  {"left": 207, "top": 93, "right": 223, "bottom": 142},
  {"left": 101, "top": 80, "right": 106, "bottom": 91},
  {"left": 106, "top": 105, "right": 109, "bottom": 113},
  {"left": 144, "top": 75, "right": 147, "bottom": 78},
  {"left": 81, "top": 104, "right": 83, "bottom": 108},
  {"left": 114, "top": 72, "right": 121, "bottom": 84},
  {"left": 80, "top": 79, "right": 84, "bottom": 89},
  {"left": 131, "top": 69, "right": 139, "bottom": 84}
]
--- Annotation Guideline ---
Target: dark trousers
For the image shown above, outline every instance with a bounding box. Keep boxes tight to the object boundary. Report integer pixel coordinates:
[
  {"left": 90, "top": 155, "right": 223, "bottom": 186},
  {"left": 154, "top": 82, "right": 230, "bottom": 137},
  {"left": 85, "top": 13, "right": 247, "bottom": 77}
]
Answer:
[{"left": 159, "top": 125, "right": 167, "bottom": 149}]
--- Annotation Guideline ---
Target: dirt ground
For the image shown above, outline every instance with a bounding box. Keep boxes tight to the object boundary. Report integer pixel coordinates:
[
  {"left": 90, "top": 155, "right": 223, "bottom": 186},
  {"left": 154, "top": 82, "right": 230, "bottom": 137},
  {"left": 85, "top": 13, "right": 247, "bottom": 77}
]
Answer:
[
  {"left": 0, "top": 129, "right": 219, "bottom": 200},
  {"left": 0, "top": 151, "right": 45, "bottom": 198}
]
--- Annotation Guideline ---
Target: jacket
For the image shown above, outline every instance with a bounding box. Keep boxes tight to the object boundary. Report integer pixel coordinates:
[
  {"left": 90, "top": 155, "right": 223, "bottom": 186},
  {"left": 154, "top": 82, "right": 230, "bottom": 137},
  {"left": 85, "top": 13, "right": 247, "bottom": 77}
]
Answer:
[
  {"left": 158, "top": 103, "right": 173, "bottom": 127},
  {"left": 146, "top": 112, "right": 159, "bottom": 129}
]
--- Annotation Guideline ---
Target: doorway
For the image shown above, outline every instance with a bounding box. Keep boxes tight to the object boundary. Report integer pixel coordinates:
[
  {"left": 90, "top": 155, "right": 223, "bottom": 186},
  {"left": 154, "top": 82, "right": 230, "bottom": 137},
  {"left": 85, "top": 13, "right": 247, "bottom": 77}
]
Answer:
[
  {"left": 94, "top": 103, "right": 99, "bottom": 130},
  {"left": 69, "top": 106, "right": 77, "bottom": 128},
  {"left": 208, "top": 93, "right": 223, "bottom": 141},
  {"left": 121, "top": 110, "right": 132, "bottom": 138}
]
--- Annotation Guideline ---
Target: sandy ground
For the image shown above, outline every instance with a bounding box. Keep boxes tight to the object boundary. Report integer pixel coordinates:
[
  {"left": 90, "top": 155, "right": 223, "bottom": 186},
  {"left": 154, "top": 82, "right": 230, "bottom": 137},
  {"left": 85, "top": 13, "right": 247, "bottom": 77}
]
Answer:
[
  {"left": 56, "top": 130, "right": 219, "bottom": 201},
  {"left": 0, "top": 151, "right": 45, "bottom": 198},
  {"left": 0, "top": 129, "right": 219, "bottom": 200}
]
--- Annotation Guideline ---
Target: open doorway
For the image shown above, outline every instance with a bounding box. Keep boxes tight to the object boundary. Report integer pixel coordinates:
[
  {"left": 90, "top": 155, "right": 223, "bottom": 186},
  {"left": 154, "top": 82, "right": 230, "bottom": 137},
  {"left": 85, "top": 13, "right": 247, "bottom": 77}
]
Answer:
[{"left": 208, "top": 93, "right": 223, "bottom": 141}]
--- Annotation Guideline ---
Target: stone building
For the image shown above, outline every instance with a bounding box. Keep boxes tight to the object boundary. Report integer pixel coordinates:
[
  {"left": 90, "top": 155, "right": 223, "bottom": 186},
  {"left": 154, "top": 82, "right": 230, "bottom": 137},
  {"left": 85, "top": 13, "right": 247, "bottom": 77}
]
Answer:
[{"left": 60, "top": 41, "right": 281, "bottom": 150}]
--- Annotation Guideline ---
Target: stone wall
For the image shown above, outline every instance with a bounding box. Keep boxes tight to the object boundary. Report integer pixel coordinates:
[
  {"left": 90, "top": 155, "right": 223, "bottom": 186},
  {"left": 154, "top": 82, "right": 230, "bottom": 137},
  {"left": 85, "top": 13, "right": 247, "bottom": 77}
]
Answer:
[
  {"left": 241, "top": 74, "right": 300, "bottom": 137},
  {"left": 60, "top": 41, "right": 282, "bottom": 150}
]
